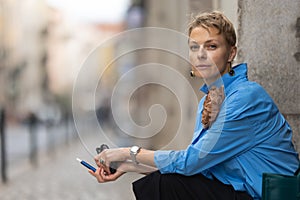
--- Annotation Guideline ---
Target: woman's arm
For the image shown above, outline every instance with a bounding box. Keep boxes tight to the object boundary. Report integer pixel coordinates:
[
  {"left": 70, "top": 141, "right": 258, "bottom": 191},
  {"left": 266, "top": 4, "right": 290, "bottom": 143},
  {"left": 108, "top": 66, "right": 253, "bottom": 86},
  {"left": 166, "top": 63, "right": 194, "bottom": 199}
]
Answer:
[
  {"left": 133, "top": 148, "right": 156, "bottom": 168},
  {"left": 90, "top": 147, "right": 158, "bottom": 182},
  {"left": 94, "top": 147, "right": 156, "bottom": 168}
]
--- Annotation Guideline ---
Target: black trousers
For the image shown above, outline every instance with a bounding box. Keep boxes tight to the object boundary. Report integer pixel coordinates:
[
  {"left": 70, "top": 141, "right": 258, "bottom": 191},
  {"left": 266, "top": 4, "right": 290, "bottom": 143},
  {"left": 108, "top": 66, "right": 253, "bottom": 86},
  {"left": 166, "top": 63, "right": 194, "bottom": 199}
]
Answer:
[{"left": 132, "top": 171, "right": 253, "bottom": 200}]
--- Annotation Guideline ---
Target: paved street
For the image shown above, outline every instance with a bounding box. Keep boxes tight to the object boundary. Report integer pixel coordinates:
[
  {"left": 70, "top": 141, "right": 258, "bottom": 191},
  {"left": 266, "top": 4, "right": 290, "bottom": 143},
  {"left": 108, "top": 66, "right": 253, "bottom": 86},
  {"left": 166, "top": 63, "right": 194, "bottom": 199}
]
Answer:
[{"left": 1, "top": 124, "right": 143, "bottom": 200}]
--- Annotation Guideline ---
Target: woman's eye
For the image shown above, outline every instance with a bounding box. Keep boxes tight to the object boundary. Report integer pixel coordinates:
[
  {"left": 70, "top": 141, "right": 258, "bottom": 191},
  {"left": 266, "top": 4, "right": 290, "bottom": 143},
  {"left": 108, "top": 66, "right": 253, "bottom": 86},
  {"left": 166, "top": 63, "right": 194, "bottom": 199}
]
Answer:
[
  {"left": 189, "top": 45, "right": 199, "bottom": 51},
  {"left": 207, "top": 44, "right": 217, "bottom": 50}
]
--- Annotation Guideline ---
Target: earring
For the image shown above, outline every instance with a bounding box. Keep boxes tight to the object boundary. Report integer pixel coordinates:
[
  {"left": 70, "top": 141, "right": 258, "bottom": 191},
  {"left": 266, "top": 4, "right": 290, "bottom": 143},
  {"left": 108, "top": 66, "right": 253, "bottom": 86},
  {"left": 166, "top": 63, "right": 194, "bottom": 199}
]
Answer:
[
  {"left": 228, "top": 62, "right": 235, "bottom": 76},
  {"left": 190, "top": 70, "right": 195, "bottom": 77}
]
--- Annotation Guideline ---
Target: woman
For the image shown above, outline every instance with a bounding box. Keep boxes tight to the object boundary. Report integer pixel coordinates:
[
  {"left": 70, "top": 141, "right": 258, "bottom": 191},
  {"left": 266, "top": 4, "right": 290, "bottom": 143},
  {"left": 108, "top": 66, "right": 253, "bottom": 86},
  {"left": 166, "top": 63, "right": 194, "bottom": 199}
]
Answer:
[{"left": 89, "top": 11, "right": 299, "bottom": 200}]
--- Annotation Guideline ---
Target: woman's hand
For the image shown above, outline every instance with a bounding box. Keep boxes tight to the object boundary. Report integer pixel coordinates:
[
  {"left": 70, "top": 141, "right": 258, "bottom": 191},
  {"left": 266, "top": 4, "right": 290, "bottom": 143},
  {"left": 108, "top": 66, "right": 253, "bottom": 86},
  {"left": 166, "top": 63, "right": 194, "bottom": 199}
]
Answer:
[
  {"left": 88, "top": 161, "right": 157, "bottom": 183},
  {"left": 92, "top": 147, "right": 130, "bottom": 179},
  {"left": 95, "top": 148, "right": 129, "bottom": 168},
  {"left": 88, "top": 161, "right": 136, "bottom": 183},
  {"left": 88, "top": 165, "right": 126, "bottom": 183}
]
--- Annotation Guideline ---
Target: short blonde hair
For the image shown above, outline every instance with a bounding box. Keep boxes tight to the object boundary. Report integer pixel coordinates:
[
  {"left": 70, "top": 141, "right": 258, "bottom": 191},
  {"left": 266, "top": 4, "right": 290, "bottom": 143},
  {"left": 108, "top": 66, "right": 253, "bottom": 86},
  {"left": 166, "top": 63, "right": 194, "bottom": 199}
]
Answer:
[{"left": 188, "top": 11, "right": 236, "bottom": 46}]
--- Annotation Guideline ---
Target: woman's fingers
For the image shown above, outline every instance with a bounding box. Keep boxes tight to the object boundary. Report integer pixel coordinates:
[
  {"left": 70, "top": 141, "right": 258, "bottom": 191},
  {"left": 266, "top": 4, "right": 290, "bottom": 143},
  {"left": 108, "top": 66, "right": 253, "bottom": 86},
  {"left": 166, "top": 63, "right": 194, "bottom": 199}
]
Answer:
[
  {"left": 100, "top": 169, "right": 125, "bottom": 182},
  {"left": 95, "top": 154, "right": 105, "bottom": 167},
  {"left": 88, "top": 167, "right": 124, "bottom": 182},
  {"left": 88, "top": 167, "right": 106, "bottom": 183}
]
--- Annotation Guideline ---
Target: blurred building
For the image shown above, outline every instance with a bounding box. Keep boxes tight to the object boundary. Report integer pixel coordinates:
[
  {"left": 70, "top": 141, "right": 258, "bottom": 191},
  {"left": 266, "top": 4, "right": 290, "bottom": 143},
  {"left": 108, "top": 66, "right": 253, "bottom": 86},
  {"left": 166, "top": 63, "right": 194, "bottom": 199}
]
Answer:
[
  {"left": 0, "top": 0, "right": 49, "bottom": 121},
  {"left": 0, "top": 0, "right": 126, "bottom": 122},
  {"left": 46, "top": 7, "right": 124, "bottom": 108}
]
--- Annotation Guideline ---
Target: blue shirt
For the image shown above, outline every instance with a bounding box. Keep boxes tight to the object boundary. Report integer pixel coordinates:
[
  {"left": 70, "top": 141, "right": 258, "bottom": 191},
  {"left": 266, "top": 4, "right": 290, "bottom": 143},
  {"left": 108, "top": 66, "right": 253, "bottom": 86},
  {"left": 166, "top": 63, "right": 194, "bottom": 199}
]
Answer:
[{"left": 154, "top": 63, "right": 299, "bottom": 199}]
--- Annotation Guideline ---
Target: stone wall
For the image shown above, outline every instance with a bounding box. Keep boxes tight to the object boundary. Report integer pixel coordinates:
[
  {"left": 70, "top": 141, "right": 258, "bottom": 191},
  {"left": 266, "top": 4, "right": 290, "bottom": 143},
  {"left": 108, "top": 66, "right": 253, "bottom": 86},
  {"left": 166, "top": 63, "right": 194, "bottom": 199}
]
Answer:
[{"left": 237, "top": 0, "right": 300, "bottom": 152}]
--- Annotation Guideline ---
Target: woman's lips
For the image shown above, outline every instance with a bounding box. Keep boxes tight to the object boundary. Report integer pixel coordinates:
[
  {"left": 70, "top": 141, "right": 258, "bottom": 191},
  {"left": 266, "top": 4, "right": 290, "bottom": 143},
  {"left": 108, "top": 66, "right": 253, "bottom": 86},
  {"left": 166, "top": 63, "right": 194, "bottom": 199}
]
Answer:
[{"left": 196, "top": 64, "right": 211, "bottom": 69}]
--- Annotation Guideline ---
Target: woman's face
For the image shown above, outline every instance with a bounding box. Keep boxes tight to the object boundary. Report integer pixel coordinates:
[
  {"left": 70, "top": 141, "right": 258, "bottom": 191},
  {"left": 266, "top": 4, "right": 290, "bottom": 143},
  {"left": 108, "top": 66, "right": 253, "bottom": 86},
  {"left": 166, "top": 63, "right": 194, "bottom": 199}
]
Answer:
[{"left": 189, "top": 26, "right": 236, "bottom": 84}]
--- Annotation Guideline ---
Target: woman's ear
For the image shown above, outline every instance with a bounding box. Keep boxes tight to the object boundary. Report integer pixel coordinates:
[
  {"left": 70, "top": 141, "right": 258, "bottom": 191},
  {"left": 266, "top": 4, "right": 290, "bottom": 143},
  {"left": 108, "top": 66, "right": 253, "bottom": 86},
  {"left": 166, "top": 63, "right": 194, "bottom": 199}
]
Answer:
[{"left": 228, "top": 46, "right": 237, "bottom": 62}]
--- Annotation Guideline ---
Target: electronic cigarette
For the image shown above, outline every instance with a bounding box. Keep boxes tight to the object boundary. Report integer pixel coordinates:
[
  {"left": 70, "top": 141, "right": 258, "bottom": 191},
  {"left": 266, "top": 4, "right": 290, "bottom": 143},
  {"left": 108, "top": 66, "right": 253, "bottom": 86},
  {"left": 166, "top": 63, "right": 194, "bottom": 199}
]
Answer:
[{"left": 76, "top": 158, "right": 96, "bottom": 172}]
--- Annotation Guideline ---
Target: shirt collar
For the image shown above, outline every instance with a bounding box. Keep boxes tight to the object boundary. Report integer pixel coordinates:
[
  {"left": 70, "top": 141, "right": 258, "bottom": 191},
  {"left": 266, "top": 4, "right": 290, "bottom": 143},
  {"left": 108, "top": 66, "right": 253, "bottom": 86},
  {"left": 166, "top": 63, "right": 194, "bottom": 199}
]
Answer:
[{"left": 200, "top": 63, "right": 248, "bottom": 94}]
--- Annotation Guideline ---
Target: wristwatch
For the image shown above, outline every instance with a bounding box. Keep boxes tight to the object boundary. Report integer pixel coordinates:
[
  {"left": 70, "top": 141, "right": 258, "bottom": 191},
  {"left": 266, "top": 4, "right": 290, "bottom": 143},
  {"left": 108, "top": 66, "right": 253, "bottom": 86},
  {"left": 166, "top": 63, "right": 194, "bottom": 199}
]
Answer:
[{"left": 130, "top": 146, "right": 141, "bottom": 164}]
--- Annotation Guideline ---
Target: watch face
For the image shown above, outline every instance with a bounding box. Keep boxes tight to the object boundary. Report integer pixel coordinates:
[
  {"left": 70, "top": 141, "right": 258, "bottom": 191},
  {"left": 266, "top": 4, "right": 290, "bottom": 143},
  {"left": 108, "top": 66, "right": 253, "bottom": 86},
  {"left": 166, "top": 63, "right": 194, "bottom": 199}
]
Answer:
[{"left": 131, "top": 146, "right": 140, "bottom": 153}]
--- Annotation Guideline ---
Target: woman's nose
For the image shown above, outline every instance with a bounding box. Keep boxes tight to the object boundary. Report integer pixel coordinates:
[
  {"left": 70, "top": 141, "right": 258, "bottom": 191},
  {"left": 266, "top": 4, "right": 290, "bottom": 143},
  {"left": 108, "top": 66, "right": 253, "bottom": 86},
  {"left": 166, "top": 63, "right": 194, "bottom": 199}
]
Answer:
[{"left": 197, "top": 46, "right": 207, "bottom": 60}]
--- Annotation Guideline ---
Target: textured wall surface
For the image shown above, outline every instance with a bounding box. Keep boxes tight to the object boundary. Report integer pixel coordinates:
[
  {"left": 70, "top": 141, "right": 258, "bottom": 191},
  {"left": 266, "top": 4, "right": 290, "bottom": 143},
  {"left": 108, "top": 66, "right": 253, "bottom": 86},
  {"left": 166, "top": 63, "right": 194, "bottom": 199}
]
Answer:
[{"left": 237, "top": 0, "right": 300, "bottom": 151}]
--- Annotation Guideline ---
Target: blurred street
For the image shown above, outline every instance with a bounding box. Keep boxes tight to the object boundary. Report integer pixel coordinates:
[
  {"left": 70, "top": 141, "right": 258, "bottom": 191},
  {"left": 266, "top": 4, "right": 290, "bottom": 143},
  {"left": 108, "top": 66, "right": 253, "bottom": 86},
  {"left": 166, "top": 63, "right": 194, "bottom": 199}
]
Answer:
[{"left": 0, "top": 123, "right": 143, "bottom": 200}]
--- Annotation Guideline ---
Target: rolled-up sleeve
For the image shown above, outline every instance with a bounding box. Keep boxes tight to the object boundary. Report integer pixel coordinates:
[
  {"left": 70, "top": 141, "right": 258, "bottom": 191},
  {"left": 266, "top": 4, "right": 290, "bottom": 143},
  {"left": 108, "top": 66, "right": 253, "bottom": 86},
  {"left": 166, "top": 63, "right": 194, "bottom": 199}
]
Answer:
[{"left": 154, "top": 150, "right": 183, "bottom": 173}]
